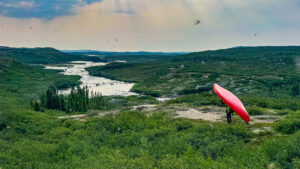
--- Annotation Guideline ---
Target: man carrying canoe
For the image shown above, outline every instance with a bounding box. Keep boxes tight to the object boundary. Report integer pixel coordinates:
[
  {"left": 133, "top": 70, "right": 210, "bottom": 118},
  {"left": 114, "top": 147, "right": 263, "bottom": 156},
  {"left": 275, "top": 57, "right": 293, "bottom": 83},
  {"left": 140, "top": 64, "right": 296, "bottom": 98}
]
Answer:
[
  {"left": 226, "top": 106, "right": 234, "bottom": 123},
  {"left": 213, "top": 84, "right": 250, "bottom": 124}
]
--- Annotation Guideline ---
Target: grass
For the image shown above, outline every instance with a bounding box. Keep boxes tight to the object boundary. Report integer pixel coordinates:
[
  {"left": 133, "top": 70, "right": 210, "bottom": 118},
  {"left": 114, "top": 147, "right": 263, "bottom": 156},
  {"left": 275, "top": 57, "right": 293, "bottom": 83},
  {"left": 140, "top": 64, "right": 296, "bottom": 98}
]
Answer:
[
  {"left": 273, "top": 111, "right": 300, "bottom": 134},
  {"left": 1, "top": 108, "right": 300, "bottom": 168},
  {"left": 1, "top": 46, "right": 300, "bottom": 168}
]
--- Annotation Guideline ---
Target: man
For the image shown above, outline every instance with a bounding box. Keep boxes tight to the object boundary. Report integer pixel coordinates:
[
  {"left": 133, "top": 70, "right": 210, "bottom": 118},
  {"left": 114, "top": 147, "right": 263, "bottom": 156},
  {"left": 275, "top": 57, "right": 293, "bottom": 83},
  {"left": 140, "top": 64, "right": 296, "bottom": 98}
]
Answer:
[{"left": 226, "top": 106, "right": 234, "bottom": 123}]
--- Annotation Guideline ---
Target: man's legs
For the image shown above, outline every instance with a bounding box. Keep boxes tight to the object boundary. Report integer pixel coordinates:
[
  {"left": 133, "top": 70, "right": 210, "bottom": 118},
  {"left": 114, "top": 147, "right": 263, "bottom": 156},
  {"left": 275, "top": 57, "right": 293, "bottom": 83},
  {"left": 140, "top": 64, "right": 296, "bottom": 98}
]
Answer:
[{"left": 227, "top": 113, "right": 231, "bottom": 123}]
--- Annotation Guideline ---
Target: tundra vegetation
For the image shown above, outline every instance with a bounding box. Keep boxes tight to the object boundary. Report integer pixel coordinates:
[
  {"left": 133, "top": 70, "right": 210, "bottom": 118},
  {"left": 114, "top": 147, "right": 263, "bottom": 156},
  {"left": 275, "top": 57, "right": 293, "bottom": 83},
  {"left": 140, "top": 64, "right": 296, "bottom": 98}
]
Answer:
[{"left": 0, "top": 46, "right": 299, "bottom": 169}]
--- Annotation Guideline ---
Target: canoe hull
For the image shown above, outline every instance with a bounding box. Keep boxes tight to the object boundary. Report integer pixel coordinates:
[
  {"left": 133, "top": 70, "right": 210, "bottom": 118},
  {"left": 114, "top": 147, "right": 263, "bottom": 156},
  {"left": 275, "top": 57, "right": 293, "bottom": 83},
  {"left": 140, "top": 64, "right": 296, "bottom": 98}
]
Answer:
[{"left": 213, "top": 84, "right": 249, "bottom": 123}]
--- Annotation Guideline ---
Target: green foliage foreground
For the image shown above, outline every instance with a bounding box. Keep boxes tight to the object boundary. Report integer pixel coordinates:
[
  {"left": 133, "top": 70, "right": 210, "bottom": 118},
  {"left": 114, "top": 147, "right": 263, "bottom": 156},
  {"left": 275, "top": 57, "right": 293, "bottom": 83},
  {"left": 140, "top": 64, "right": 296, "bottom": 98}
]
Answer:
[
  {"left": 0, "top": 109, "right": 300, "bottom": 169},
  {"left": 273, "top": 111, "right": 300, "bottom": 134}
]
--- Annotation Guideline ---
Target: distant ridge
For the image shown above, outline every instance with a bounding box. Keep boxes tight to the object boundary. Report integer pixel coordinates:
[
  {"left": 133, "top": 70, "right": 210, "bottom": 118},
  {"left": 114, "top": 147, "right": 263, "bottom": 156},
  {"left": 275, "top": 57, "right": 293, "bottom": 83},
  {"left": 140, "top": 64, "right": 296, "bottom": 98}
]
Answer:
[
  {"left": 0, "top": 46, "right": 105, "bottom": 64},
  {"left": 62, "top": 50, "right": 188, "bottom": 56}
]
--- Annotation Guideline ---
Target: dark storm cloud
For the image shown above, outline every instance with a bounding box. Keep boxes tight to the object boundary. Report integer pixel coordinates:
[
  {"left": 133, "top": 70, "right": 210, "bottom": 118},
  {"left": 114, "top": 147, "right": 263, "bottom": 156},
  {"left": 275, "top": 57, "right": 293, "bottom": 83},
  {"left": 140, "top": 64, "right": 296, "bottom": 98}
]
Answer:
[{"left": 0, "top": 0, "right": 102, "bottom": 19}]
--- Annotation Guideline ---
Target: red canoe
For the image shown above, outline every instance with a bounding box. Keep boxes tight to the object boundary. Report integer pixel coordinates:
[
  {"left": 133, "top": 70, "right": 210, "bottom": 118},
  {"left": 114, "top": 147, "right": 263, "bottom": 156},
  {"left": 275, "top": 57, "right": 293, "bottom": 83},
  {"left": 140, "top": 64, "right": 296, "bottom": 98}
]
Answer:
[{"left": 213, "top": 84, "right": 249, "bottom": 123}]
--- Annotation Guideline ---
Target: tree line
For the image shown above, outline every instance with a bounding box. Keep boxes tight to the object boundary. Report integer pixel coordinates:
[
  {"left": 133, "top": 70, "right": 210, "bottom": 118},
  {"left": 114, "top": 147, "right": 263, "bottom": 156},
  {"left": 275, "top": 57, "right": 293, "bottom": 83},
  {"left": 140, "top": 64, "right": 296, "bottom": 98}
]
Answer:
[{"left": 31, "top": 86, "right": 106, "bottom": 112}]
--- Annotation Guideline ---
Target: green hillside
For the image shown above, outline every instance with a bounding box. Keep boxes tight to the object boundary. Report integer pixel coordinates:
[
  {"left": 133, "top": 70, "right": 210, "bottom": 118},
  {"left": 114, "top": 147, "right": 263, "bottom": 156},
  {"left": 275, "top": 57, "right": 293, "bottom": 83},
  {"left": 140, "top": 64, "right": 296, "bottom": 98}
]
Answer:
[
  {"left": 0, "top": 46, "right": 105, "bottom": 64},
  {"left": 65, "top": 50, "right": 184, "bottom": 63},
  {"left": 0, "top": 56, "right": 80, "bottom": 109},
  {"left": 87, "top": 46, "right": 300, "bottom": 98}
]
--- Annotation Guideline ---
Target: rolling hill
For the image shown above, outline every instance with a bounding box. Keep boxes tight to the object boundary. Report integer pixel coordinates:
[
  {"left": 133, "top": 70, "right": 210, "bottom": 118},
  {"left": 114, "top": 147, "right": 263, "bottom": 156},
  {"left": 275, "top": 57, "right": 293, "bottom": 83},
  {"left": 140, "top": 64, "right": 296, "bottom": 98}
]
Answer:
[
  {"left": 0, "top": 46, "right": 105, "bottom": 64},
  {"left": 87, "top": 46, "right": 300, "bottom": 97},
  {"left": 0, "top": 56, "right": 80, "bottom": 108},
  {"left": 64, "top": 50, "right": 187, "bottom": 63}
]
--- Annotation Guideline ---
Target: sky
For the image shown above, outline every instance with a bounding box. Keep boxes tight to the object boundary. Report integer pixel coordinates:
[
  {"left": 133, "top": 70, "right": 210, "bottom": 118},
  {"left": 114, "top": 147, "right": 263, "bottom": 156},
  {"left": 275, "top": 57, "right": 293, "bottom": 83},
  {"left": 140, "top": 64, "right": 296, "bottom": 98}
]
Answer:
[{"left": 0, "top": 0, "right": 300, "bottom": 52}]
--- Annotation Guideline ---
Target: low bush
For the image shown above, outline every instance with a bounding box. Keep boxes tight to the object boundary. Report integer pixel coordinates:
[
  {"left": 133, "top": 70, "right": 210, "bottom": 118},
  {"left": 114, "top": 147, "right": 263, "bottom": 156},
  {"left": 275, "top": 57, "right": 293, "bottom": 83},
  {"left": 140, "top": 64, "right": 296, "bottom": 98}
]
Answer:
[
  {"left": 246, "top": 105, "right": 265, "bottom": 115},
  {"left": 2, "top": 108, "right": 300, "bottom": 168},
  {"left": 262, "top": 131, "right": 300, "bottom": 169},
  {"left": 273, "top": 111, "right": 300, "bottom": 134}
]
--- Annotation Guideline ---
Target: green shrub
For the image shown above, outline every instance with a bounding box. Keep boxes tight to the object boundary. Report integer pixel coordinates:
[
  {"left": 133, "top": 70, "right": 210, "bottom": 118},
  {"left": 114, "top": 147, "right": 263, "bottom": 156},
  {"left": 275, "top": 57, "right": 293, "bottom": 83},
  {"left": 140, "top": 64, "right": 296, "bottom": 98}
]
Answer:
[
  {"left": 246, "top": 105, "right": 265, "bottom": 115},
  {"left": 277, "top": 109, "right": 293, "bottom": 115},
  {"left": 262, "top": 132, "right": 300, "bottom": 169},
  {"left": 167, "top": 93, "right": 221, "bottom": 106},
  {"left": 273, "top": 111, "right": 300, "bottom": 134},
  {"left": 174, "top": 120, "right": 193, "bottom": 131},
  {"left": 187, "top": 123, "right": 252, "bottom": 159},
  {"left": 0, "top": 112, "right": 7, "bottom": 131},
  {"left": 292, "top": 158, "right": 300, "bottom": 169}
]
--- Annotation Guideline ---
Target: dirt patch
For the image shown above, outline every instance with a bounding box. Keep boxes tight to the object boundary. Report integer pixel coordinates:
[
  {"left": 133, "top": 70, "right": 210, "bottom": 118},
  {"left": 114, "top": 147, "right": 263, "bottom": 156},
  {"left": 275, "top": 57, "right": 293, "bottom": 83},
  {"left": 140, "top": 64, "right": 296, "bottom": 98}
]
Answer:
[
  {"left": 174, "top": 105, "right": 282, "bottom": 124},
  {"left": 175, "top": 106, "right": 225, "bottom": 122},
  {"left": 252, "top": 127, "right": 272, "bottom": 134},
  {"left": 250, "top": 114, "right": 282, "bottom": 124},
  {"left": 58, "top": 110, "right": 118, "bottom": 121}
]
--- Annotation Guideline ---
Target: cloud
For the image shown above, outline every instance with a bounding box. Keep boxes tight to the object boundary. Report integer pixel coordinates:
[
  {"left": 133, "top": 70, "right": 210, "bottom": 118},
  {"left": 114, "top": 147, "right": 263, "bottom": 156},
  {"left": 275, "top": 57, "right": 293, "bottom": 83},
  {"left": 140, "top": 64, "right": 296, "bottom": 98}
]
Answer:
[
  {"left": 0, "top": 0, "right": 102, "bottom": 19},
  {"left": 0, "top": 0, "right": 299, "bottom": 52},
  {"left": 0, "top": 1, "right": 35, "bottom": 9}
]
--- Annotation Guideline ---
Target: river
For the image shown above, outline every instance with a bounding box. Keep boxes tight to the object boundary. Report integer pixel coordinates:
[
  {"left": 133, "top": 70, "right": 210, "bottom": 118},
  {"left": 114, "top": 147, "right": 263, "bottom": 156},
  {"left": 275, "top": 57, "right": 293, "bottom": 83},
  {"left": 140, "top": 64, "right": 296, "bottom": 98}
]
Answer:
[{"left": 45, "top": 61, "right": 138, "bottom": 96}]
